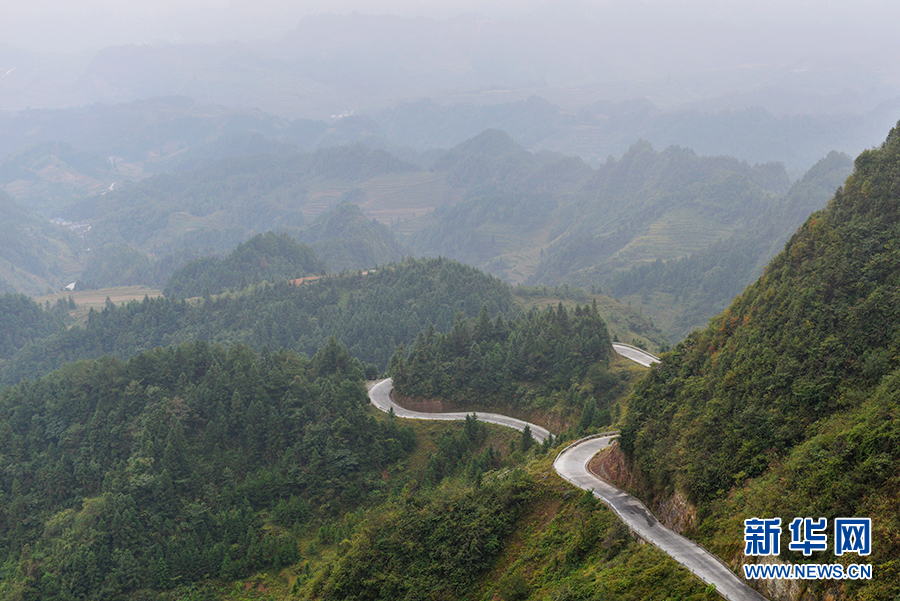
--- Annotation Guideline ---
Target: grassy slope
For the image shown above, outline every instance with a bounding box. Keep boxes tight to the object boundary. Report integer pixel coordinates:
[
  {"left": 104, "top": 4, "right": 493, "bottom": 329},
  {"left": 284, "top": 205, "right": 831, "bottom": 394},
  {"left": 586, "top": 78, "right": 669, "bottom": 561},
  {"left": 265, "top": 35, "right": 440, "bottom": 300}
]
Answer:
[{"left": 32, "top": 285, "right": 164, "bottom": 322}]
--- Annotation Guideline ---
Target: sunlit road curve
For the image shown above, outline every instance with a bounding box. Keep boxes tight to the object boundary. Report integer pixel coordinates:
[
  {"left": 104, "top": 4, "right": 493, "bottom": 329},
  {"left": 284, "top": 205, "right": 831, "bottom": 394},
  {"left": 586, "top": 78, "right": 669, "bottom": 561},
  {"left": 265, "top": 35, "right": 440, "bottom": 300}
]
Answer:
[{"left": 368, "top": 348, "right": 767, "bottom": 601}]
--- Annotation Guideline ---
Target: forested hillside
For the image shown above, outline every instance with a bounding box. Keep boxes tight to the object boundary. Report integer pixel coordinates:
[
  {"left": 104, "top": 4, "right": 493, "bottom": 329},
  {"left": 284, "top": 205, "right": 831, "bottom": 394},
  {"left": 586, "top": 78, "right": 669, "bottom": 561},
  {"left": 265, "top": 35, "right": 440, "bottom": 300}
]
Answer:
[
  {"left": 64, "top": 144, "right": 420, "bottom": 255},
  {"left": 392, "top": 302, "right": 617, "bottom": 430},
  {"left": 405, "top": 132, "right": 850, "bottom": 338},
  {"left": 411, "top": 131, "right": 791, "bottom": 282},
  {"left": 0, "top": 294, "right": 67, "bottom": 356},
  {"left": 620, "top": 122, "right": 900, "bottom": 599},
  {"left": 76, "top": 244, "right": 196, "bottom": 291},
  {"left": 0, "top": 339, "right": 418, "bottom": 599},
  {"left": 0, "top": 338, "right": 713, "bottom": 601},
  {"left": 0, "top": 192, "right": 83, "bottom": 295},
  {"left": 304, "top": 453, "right": 713, "bottom": 601},
  {"left": 163, "top": 232, "right": 325, "bottom": 298},
  {"left": 0, "top": 141, "right": 117, "bottom": 214},
  {"left": 606, "top": 150, "right": 853, "bottom": 338},
  {"left": 2, "top": 115, "right": 845, "bottom": 338},
  {"left": 74, "top": 204, "right": 406, "bottom": 293},
  {"left": 296, "top": 202, "right": 407, "bottom": 271},
  {"left": 0, "top": 258, "right": 516, "bottom": 386}
]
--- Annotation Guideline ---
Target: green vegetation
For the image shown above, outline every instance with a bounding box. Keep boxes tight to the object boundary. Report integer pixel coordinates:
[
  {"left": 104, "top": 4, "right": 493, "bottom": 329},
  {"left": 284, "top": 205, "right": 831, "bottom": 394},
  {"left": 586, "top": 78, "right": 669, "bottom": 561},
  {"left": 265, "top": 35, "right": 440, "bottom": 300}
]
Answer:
[
  {"left": 0, "top": 192, "right": 84, "bottom": 295},
  {"left": 0, "top": 251, "right": 719, "bottom": 601},
  {"left": 0, "top": 294, "right": 68, "bottom": 357},
  {"left": 0, "top": 339, "right": 417, "bottom": 600},
  {"left": 477, "top": 470, "right": 714, "bottom": 601},
  {"left": 401, "top": 132, "right": 848, "bottom": 339},
  {"left": 68, "top": 145, "right": 419, "bottom": 255},
  {"left": 0, "top": 125, "right": 833, "bottom": 340},
  {"left": 294, "top": 451, "right": 713, "bottom": 601},
  {"left": 0, "top": 258, "right": 516, "bottom": 386},
  {"left": 163, "top": 232, "right": 325, "bottom": 298},
  {"left": 619, "top": 122, "right": 900, "bottom": 598},
  {"left": 297, "top": 202, "right": 407, "bottom": 271},
  {"left": 391, "top": 302, "right": 622, "bottom": 433},
  {"left": 0, "top": 141, "right": 116, "bottom": 215},
  {"left": 309, "top": 418, "right": 528, "bottom": 601},
  {"left": 511, "top": 284, "right": 669, "bottom": 352},
  {"left": 3, "top": 103, "right": 882, "bottom": 599},
  {"left": 606, "top": 150, "right": 853, "bottom": 338},
  {"left": 2, "top": 120, "right": 845, "bottom": 341},
  {"left": 77, "top": 244, "right": 197, "bottom": 291},
  {"left": 77, "top": 204, "right": 405, "bottom": 293}
]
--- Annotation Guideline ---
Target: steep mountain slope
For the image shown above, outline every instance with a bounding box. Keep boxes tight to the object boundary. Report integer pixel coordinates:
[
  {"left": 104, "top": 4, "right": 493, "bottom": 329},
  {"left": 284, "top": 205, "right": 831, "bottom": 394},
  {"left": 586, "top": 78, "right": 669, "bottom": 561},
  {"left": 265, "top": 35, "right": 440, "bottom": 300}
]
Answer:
[
  {"left": 527, "top": 139, "right": 791, "bottom": 281},
  {"left": 411, "top": 132, "right": 792, "bottom": 284},
  {"left": 409, "top": 132, "right": 848, "bottom": 338},
  {"left": 0, "top": 191, "right": 83, "bottom": 294},
  {"left": 620, "top": 121, "right": 900, "bottom": 599},
  {"left": 606, "top": 150, "right": 853, "bottom": 338},
  {"left": 297, "top": 202, "right": 408, "bottom": 271}
]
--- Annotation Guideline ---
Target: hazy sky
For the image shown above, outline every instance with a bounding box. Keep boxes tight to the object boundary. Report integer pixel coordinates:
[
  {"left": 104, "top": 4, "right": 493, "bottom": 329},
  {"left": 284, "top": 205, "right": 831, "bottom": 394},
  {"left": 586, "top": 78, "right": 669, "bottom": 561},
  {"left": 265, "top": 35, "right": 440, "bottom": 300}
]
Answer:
[
  {"left": 5, "top": 0, "right": 899, "bottom": 54},
  {"left": 2, "top": 0, "right": 898, "bottom": 120}
]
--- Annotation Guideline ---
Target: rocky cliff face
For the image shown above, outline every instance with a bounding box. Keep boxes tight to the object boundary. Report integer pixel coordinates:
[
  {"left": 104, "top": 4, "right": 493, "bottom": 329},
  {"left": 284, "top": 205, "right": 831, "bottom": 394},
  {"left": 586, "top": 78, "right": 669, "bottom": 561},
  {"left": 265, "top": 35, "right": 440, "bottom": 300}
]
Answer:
[
  {"left": 587, "top": 441, "right": 858, "bottom": 601},
  {"left": 589, "top": 441, "right": 697, "bottom": 534}
]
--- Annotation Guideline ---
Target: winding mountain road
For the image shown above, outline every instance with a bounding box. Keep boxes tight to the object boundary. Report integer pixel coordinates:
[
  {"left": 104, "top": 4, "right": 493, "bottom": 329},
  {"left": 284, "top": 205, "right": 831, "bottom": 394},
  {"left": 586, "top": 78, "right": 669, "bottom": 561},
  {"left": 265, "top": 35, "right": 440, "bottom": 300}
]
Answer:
[
  {"left": 368, "top": 378, "right": 550, "bottom": 443},
  {"left": 368, "top": 344, "right": 767, "bottom": 601},
  {"left": 554, "top": 435, "right": 767, "bottom": 601}
]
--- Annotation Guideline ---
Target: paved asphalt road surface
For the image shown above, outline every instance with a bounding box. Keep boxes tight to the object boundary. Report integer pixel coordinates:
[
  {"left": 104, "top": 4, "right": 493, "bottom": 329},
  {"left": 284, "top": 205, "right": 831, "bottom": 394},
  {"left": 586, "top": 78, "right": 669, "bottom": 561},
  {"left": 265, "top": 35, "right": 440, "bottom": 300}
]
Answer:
[
  {"left": 612, "top": 342, "right": 660, "bottom": 367},
  {"left": 554, "top": 435, "right": 768, "bottom": 601},
  {"left": 368, "top": 348, "right": 768, "bottom": 601},
  {"left": 368, "top": 378, "right": 550, "bottom": 443}
]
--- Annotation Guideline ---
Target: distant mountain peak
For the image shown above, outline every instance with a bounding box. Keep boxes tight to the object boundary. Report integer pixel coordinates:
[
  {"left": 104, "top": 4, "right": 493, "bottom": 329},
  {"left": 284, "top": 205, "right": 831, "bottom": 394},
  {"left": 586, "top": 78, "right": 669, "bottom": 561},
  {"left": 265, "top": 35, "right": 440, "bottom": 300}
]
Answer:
[{"left": 450, "top": 129, "right": 525, "bottom": 158}]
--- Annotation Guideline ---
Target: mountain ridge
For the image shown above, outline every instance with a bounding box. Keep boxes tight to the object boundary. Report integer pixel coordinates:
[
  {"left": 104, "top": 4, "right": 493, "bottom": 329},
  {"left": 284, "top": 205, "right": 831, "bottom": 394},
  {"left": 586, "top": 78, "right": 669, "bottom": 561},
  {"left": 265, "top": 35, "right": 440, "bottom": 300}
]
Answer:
[{"left": 620, "top": 120, "right": 900, "bottom": 600}]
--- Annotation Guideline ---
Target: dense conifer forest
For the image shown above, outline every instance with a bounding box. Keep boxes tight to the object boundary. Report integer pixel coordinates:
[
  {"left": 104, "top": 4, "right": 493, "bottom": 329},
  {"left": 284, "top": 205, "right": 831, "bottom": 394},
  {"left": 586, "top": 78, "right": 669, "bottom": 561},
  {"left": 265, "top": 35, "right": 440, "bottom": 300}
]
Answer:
[
  {"left": 4, "top": 4, "right": 900, "bottom": 598},
  {"left": 0, "top": 258, "right": 516, "bottom": 387},
  {"left": 391, "top": 302, "right": 621, "bottom": 431},
  {"left": 2, "top": 89, "right": 897, "bottom": 600},
  {"left": 0, "top": 340, "right": 416, "bottom": 599},
  {"left": 162, "top": 232, "right": 325, "bottom": 299}
]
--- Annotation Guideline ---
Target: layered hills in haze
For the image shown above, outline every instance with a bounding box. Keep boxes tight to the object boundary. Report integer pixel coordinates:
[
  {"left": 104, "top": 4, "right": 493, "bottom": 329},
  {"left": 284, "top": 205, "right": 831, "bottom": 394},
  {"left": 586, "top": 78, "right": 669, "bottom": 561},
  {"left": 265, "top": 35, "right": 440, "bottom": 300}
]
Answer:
[
  {"left": 0, "top": 114, "right": 852, "bottom": 341},
  {"left": 4, "top": 4, "right": 900, "bottom": 600}
]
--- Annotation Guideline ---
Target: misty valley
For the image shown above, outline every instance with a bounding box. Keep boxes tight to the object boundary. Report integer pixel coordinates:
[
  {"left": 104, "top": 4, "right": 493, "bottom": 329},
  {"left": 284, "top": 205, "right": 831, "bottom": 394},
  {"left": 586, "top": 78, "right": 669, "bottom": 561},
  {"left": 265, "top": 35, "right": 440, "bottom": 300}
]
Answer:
[{"left": 3, "top": 13, "right": 900, "bottom": 598}]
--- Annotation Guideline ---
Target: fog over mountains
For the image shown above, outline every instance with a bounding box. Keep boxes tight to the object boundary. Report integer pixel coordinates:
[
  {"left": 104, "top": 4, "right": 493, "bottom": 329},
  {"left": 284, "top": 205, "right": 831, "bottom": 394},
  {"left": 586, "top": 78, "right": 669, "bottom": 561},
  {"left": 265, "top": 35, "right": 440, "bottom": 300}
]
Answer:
[
  {"left": 2, "top": 0, "right": 899, "bottom": 326},
  {"left": 4, "top": 1, "right": 900, "bottom": 117},
  {"left": 4, "top": 3, "right": 900, "bottom": 600},
  {"left": 3, "top": 2, "right": 900, "bottom": 176}
]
